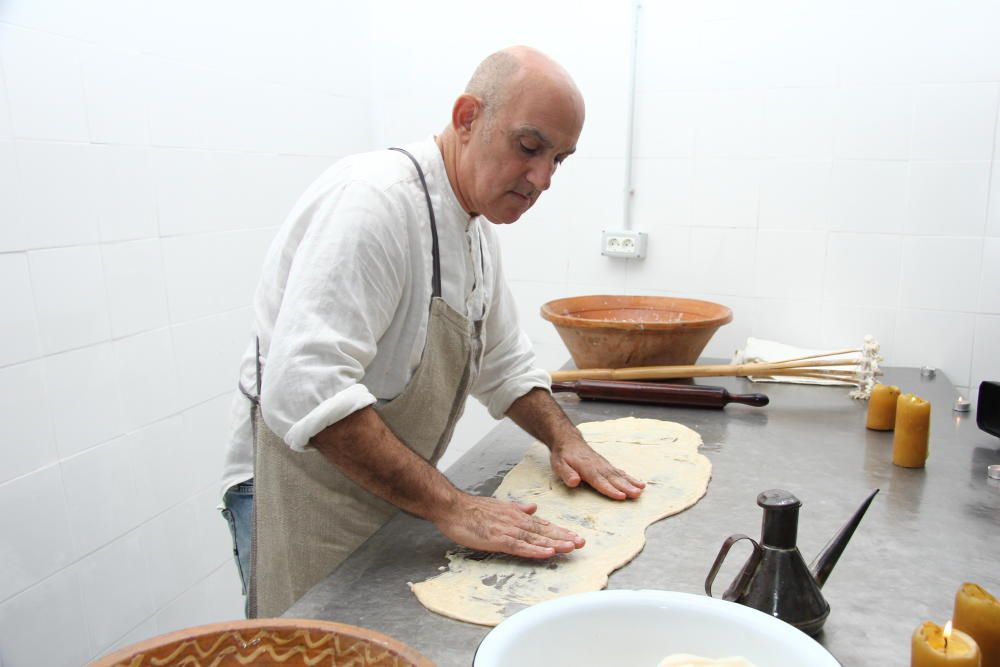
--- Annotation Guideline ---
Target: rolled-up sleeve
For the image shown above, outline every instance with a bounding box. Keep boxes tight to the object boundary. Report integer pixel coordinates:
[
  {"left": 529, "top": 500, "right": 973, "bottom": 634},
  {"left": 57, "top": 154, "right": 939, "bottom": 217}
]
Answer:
[
  {"left": 471, "top": 236, "right": 550, "bottom": 419},
  {"left": 260, "top": 183, "right": 407, "bottom": 451}
]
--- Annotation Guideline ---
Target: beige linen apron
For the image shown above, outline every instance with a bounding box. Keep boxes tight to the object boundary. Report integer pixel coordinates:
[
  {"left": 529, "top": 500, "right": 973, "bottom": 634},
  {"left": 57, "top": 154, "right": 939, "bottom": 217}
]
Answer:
[{"left": 249, "top": 147, "right": 485, "bottom": 618}]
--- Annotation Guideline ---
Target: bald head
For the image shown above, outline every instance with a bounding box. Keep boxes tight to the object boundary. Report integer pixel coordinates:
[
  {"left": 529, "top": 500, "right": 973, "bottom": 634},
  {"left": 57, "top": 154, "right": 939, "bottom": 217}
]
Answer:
[
  {"left": 464, "top": 46, "right": 584, "bottom": 133},
  {"left": 436, "top": 46, "right": 585, "bottom": 224}
]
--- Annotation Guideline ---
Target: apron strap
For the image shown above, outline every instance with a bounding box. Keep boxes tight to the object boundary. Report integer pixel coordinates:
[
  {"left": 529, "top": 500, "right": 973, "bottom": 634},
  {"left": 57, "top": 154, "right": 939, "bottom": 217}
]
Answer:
[{"left": 388, "top": 147, "right": 442, "bottom": 299}]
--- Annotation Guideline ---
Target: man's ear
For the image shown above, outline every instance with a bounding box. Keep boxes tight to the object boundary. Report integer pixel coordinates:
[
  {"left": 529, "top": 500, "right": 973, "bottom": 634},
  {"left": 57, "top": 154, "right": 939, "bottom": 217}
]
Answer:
[{"left": 452, "top": 93, "right": 482, "bottom": 142}]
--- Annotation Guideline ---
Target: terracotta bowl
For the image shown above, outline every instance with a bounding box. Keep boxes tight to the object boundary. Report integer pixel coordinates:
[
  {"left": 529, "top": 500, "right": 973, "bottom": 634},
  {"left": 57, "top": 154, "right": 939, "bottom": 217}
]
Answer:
[
  {"left": 89, "top": 618, "right": 435, "bottom": 667},
  {"left": 540, "top": 295, "right": 732, "bottom": 369}
]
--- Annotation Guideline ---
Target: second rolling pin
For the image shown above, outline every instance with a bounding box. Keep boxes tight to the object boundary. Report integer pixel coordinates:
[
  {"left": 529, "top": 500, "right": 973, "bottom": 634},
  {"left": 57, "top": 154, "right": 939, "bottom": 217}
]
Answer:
[{"left": 551, "top": 379, "right": 769, "bottom": 409}]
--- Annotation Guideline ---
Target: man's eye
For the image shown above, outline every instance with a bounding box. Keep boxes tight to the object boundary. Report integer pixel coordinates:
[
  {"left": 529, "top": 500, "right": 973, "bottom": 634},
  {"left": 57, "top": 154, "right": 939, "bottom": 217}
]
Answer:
[{"left": 519, "top": 142, "right": 539, "bottom": 155}]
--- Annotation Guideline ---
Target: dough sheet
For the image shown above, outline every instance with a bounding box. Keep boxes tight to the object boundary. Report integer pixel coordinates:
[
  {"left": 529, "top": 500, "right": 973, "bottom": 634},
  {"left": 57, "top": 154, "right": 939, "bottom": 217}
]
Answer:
[{"left": 409, "top": 417, "right": 712, "bottom": 626}]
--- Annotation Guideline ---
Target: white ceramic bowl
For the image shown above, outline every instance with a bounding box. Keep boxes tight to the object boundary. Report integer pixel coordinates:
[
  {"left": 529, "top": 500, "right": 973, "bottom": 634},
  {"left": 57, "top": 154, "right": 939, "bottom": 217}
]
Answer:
[{"left": 473, "top": 590, "right": 840, "bottom": 667}]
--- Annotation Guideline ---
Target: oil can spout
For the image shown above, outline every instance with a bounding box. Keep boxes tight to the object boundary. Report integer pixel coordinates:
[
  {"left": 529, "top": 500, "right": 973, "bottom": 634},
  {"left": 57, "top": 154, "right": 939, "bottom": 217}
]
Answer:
[{"left": 809, "top": 489, "right": 879, "bottom": 589}]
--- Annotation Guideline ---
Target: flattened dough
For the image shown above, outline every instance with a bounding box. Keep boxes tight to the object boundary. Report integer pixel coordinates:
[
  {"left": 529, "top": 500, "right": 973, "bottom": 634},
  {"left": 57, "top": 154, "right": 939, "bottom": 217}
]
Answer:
[{"left": 409, "top": 417, "right": 712, "bottom": 626}]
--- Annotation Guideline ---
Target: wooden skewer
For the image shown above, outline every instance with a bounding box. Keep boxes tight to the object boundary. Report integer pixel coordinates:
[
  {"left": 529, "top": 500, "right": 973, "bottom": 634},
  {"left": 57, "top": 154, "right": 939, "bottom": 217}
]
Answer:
[{"left": 549, "top": 349, "right": 875, "bottom": 384}]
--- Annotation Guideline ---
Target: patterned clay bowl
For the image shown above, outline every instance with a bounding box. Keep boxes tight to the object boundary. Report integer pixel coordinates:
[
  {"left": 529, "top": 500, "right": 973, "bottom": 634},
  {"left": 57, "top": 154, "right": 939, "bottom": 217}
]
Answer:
[
  {"left": 89, "top": 618, "right": 435, "bottom": 667},
  {"left": 540, "top": 295, "right": 732, "bottom": 369}
]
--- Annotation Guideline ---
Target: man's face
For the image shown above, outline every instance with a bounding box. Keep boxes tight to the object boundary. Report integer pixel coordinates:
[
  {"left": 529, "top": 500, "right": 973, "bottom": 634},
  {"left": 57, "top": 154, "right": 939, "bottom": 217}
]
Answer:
[{"left": 460, "top": 80, "right": 584, "bottom": 224}]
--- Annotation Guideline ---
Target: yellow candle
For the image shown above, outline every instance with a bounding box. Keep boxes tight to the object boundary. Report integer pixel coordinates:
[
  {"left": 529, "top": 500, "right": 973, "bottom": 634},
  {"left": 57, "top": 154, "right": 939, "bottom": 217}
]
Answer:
[
  {"left": 911, "top": 621, "right": 982, "bottom": 666},
  {"left": 954, "top": 583, "right": 1000, "bottom": 667},
  {"left": 867, "top": 383, "right": 901, "bottom": 430},
  {"left": 893, "top": 393, "right": 931, "bottom": 468}
]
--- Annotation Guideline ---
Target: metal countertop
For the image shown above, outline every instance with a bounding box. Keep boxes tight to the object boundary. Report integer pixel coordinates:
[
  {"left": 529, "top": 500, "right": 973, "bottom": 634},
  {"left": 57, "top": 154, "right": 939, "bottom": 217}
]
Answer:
[{"left": 286, "top": 367, "right": 1000, "bottom": 666}]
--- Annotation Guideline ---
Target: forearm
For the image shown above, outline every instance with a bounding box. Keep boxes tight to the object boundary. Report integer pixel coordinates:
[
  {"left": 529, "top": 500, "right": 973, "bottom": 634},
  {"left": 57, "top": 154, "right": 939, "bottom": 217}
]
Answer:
[
  {"left": 505, "top": 386, "right": 582, "bottom": 450},
  {"left": 310, "top": 406, "right": 459, "bottom": 522},
  {"left": 311, "top": 402, "right": 584, "bottom": 558}
]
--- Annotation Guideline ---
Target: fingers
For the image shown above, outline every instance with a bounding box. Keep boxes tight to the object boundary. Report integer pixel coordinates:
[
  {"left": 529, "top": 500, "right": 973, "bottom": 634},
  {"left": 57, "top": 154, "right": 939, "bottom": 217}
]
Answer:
[
  {"left": 602, "top": 467, "right": 646, "bottom": 499},
  {"left": 551, "top": 457, "right": 581, "bottom": 488},
  {"left": 437, "top": 495, "right": 586, "bottom": 560},
  {"left": 514, "top": 501, "right": 538, "bottom": 514}
]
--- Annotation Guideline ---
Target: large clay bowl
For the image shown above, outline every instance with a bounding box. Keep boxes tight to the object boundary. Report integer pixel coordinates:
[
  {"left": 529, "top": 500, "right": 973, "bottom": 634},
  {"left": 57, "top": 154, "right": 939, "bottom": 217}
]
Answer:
[
  {"left": 540, "top": 295, "right": 732, "bottom": 369},
  {"left": 89, "top": 618, "right": 435, "bottom": 667}
]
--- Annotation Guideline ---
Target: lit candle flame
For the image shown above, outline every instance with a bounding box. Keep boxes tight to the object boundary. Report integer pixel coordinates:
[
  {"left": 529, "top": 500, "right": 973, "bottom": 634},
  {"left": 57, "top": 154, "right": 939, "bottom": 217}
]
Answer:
[{"left": 944, "top": 620, "right": 952, "bottom": 652}]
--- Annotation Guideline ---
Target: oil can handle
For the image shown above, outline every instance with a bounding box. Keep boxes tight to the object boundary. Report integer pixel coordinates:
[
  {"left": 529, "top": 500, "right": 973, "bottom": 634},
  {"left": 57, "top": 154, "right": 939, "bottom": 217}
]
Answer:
[{"left": 705, "top": 534, "right": 762, "bottom": 600}]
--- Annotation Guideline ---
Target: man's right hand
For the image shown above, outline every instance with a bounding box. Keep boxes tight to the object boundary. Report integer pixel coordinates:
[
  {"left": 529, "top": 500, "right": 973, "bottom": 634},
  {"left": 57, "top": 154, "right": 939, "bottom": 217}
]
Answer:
[{"left": 432, "top": 493, "right": 585, "bottom": 559}]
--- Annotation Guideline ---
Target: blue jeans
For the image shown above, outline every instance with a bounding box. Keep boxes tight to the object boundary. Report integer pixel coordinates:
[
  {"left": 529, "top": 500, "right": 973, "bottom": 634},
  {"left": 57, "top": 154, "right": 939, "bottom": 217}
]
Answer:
[{"left": 221, "top": 479, "right": 254, "bottom": 615}]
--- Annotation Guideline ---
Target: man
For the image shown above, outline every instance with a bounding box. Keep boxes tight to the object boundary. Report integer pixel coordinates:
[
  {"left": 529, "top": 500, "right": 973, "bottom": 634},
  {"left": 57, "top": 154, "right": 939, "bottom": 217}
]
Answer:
[{"left": 220, "top": 45, "right": 645, "bottom": 618}]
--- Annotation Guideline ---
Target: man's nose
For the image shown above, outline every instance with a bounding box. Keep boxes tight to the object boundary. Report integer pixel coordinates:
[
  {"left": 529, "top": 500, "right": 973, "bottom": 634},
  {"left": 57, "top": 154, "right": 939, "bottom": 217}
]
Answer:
[{"left": 526, "top": 158, "right": 555, "bottom": 192}]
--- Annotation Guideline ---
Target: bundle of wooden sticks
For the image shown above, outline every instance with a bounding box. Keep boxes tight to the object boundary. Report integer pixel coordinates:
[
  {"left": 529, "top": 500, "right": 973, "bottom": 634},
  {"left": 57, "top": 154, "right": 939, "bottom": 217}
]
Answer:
[{"left": 550, "top": 336, "right": 883, "bottom": 399}]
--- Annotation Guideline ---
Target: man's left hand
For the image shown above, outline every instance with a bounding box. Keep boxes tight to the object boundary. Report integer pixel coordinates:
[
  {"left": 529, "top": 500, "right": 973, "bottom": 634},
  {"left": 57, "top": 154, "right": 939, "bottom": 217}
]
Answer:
[{"left": 549, "top": 437, "right": 645, "bottom": 500}]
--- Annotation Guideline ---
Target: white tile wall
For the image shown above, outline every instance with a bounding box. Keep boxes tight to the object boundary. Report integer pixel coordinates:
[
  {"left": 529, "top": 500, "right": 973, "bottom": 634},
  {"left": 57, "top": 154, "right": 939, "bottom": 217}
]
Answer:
[
  {"left": 971, "top": 315, "right": 1000, "bottom": 394},
  {"left": 752, "top": 298, "right": 824, "bottom": 349},
  {"left": 0, "top": 567, "right": 92, "bottom": 667},
  {"left": 893, "top": 309, "right": 976, "bottom": 388},
  {"left": 154, "top": 563, "right": 243, "bottom": 636},
  {"left": 0, "top": 362, "right": 55, "bottom": 484},
  {"left": 632, "top": 159, "right": 695, "bottom": 228},
  {"left": 633, "top": 92, "right": 698, "bottom": 158},
  {"left": 829, "top": 160, "right": 909, "bottom": 234},
  {"left": 0, "top": 142, "right": 20, "bottom": 250},
  {"left": 905, "top": 161, "right": 991, "bottom": 237},
  {"left": 695, "top": 90, "right": 765, "bottom": 159},
  {"left": 689, "top": 227, "right": 757, "bottom": 296},
  {"left": 162, "top": 229, "right": 273, "bottom": 324},
  {"left": 759, "top": 160, "right": 832, "bottom": 230},
  {"left": 0, "top": 253, "right": 41, "bottom": 366},
  {"left": 0, "top": 464, "right": 74, "bottom": 601},
  {"left": 60, "top": 437, "right": 143, "bottom": 557},
  {"left": 144, "top": 58, "right": 211, "bottom": 149},
  {"left": 81, "top": 44, "right": 150, "bottom": 146},
  {"left": 834, "top": 87, "right": 911, "bottom": 160},
  {"left": 76, "top": 532, "right": 155, "bottom": 651},
  {"left": 692, "top": 159, "right": 762, "bottom": 228},
  {"left": 15, "top": 141, "right": 101, "bottom": 250},
  {"left": 762, "top": 88, "right": 836, "bottom": 160},
  {"left": 42, "top": 343, "right": 122, "bottom": 459},
  {"left": 989, "top": 162, "right": 1000, "bottom": 237},
  {"left": 900, "top": 236, "right": 982, "bottom": 312},
  {"left": 113, "top": 328, "right": 180, "bottom": 432},
  {"left": 980, "top": 238, "right": 1000, "bottom": 313},
  {"left": 0, "top": 25, "right": 88, "bottom": 142},
  {"left": 0, "top": 3, "right": 374, "bottom": 662},
  {"left": 0, "top": 62, "right": 12, "bottom": 139},
  {"left": 627, "top": 226, "right": 694, "bottom": 294},
  {"left": 29, "top": 245, "right": 111, "bottom": 354},
  {"left": 102, "top": 239, "right": 170, "bottom": 338},
  {"left": 126, "top": 416, "right": 197, "bottom": 519},
  {"left": 754, "top": 229, "right": 827, "bottom": 300},
  {"left": 180, "top": 395, "right": 235, "bottom": 494},
  {"left": 95, "top": 145, "right": 158, "bottom": 243},
  {"left": 138, "top": 497, "right": 208, "bottom": 610},
  {"left": 910, "top": 84, "right": 999, "bottom": 161},
  {"left": 824, "top": 233, "right": 902, "bottom": 308},
  {"left": 820, "top": 303, "right": 897, "bottom": 352},
  {"left": 172, "top": 308, "right": 252, "bottom": 411}
]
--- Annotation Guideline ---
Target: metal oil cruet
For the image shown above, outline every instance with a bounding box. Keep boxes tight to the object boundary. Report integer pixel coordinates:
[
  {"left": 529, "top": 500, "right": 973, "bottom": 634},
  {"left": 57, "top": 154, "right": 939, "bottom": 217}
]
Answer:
[{"left": 705, "top": 488, "right": 879, "bottom": 636}]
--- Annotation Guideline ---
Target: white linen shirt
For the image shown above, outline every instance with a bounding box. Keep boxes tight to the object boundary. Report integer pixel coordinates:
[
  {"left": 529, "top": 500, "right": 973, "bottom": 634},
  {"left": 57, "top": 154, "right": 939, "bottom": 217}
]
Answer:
[{"left": 220, "top": 137, "right": 549, "bottom": 498}]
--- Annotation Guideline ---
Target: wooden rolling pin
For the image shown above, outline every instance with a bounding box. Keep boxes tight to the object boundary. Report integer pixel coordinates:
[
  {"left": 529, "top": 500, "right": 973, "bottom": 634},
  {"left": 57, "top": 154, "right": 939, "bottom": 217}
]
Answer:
[{"left": 551, "top": 379, "right": 769, "bottom": 409}]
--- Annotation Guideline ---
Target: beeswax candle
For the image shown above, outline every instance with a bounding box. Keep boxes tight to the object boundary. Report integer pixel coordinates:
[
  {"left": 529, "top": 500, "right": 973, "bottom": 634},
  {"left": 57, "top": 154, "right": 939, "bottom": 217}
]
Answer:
[
  {"left": 867, "top": 383, "right": 901, "bottom": 430},
  {"left": 911, "top": 621, "right": 981, "bottom": 666},
  {"left": 893, "top": 393, "right": 930, "bottom": 468},
  {"left": 954, "top": 583, "right": 1000, "bottom": 667}
]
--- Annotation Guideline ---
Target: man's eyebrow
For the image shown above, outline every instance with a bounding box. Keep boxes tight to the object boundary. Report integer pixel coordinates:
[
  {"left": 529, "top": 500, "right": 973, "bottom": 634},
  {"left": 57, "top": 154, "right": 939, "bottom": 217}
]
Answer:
[{"left": 514, "top": 126, "right": 576, "bottom": 155}]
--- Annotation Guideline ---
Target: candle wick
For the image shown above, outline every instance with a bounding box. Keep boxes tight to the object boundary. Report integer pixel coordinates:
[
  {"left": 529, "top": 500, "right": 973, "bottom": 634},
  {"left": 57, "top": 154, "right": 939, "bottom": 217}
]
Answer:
[{"left": 944, "top": 636, "right": 948, "bottom": 653}]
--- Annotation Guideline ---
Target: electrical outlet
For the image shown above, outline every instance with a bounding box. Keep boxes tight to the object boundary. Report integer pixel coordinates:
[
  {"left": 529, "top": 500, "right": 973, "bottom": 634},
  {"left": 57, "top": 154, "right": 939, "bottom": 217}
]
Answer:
[{"left": 601, "top": 229, "right": 647, "bottom": 259}]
